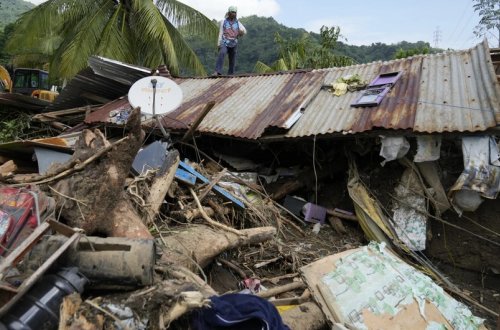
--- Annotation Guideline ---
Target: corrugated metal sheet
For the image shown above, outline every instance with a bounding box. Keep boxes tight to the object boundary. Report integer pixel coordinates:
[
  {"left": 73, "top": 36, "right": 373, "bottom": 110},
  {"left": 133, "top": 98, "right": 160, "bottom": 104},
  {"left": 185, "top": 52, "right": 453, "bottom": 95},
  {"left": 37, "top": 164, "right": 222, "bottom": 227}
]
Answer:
[
  {"left": 46, "top": 57, "right": 150, "bottom": 111},
  {"left": 75, "top": 41, "right": 500, "bottom": 139}
]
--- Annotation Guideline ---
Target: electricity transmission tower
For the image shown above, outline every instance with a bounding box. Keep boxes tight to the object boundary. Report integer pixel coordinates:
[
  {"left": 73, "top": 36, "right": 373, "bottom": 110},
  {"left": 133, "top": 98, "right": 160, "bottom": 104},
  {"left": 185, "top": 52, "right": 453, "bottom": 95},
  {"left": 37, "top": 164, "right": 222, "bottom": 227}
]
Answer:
[{"left": 433, "top": 26, "right": 442, "bottom": 48}]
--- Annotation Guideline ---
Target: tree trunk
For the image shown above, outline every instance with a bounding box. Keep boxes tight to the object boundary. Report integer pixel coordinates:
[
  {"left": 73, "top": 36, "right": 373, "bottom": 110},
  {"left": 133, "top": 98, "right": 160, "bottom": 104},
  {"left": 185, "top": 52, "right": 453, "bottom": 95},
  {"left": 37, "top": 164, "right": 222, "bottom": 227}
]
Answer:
[
  {"left": 160, "top": 225, "right": 276, "bottom": 270},
  {"left": 50, "top": 108, "right": 151, "bottom": 238}
]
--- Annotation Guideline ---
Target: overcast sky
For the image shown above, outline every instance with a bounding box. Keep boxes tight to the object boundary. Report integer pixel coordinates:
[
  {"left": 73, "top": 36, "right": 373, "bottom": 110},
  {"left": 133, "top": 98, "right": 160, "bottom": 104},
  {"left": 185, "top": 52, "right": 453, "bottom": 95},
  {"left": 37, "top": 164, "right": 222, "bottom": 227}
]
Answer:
[{"left": 26, "top": 0, "right": 487, "bottom": 50}]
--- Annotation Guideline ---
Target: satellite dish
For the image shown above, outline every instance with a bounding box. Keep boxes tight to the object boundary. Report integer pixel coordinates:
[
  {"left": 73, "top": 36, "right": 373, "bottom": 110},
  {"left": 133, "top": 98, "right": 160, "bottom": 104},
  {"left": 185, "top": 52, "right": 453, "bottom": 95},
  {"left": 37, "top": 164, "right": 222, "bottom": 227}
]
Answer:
[{"left": 128, "top": 76, "right": 183, "bottom": 116}]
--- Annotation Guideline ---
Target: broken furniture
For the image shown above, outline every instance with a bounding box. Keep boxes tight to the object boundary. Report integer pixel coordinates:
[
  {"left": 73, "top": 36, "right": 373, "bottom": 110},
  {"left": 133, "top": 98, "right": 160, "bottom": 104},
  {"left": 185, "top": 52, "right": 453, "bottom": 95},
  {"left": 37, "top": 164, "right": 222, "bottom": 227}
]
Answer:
[{"left": 0, "top": 220, "right": 82, "bottom": 317}]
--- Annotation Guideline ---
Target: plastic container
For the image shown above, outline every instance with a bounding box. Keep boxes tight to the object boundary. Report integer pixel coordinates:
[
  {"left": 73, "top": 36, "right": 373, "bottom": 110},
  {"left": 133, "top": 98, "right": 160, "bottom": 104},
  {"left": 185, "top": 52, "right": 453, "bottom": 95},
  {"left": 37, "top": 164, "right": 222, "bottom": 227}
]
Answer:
[{"left": 1, "top": 267, "right": 88, "bottom": 330}]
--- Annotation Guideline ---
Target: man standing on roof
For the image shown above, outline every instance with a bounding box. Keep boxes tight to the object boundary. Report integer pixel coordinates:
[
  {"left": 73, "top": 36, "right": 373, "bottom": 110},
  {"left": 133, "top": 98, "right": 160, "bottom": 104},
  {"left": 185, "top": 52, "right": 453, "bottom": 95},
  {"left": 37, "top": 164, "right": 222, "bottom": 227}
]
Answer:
[{"left": 213, "top": 6, "right": 247, "bottom": 76}]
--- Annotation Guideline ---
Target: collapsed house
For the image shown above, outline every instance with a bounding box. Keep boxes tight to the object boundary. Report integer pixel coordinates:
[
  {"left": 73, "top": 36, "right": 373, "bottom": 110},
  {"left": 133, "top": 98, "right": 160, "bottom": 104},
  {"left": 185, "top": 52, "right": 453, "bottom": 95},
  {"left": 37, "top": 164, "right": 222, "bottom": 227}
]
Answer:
[{"left": 0, "top": 40, "right": 499, "bottom": 329}]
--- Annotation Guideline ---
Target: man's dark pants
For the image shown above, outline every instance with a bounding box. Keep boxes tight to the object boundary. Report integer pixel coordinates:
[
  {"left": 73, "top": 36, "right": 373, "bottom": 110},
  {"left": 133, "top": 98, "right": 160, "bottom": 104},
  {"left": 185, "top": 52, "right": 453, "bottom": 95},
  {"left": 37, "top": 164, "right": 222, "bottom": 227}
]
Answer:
[{"left": 215, "top": 44, "right": 238, "bottom": 75}]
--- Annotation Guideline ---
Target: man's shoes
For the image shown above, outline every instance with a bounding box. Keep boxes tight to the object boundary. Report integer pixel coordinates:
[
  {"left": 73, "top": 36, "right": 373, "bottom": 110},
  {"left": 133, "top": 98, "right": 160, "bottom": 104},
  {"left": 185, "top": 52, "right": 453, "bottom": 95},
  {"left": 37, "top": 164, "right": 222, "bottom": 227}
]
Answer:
[{"left": 212, "top": 71, "right": 221, "bottom": 76}]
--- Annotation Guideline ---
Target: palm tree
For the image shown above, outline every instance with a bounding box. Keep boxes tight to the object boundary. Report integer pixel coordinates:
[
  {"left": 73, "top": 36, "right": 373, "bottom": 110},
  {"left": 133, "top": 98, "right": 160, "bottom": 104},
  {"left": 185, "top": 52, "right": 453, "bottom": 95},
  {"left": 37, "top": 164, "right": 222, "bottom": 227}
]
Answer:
[{"left": 7, "top": 0, "right": 217, "bottom": 79}]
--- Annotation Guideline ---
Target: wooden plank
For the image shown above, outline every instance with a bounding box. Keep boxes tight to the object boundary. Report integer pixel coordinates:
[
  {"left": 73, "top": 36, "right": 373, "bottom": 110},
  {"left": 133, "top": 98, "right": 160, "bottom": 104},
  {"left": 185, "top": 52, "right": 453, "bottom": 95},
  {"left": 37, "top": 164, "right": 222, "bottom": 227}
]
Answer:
[
  {"left": 181, "top": 101, "right": 215, "bottom": 142},
  {"left": 0, "top": 221, "right": 51, "bottom": 275},
  {"left": 0, "top": 160, "right": 17, "bottom": 176},
  {"left": 145, "top": 150, "right": 179, "bottom": 224}
]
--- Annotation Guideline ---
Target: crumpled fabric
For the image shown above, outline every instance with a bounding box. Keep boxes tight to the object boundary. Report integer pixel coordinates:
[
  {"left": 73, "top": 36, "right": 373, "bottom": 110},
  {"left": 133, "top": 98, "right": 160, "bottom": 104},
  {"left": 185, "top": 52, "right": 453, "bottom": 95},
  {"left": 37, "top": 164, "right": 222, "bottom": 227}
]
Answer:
[
  {"left": 449, "top": 136, "right": 500, "bottom": 211},
  {"left": 414, "top": 135, "right": 442, "bottom": 162},
  {"left": 332, "top": 82, "right": 348, "bottom": 96},
  {"left": 379, "top": 136, "right": 410, "bottom": 166}
]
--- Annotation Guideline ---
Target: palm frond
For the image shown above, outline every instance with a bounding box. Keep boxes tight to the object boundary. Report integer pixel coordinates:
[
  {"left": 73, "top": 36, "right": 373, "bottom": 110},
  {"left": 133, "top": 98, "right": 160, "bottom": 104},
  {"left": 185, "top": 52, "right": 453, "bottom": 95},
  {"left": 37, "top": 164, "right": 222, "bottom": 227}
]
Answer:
[
  {"left": 95, "top": 4, "right": 135, "bottom": 65},
  {"left": 155, "top": 0, "right": 218, "bottom": 40},
  {"left": 161, "top": 16, "right": 207, "bottom": 75},
  {"left": 254, "top": 61, "right": 272, "bottom": 73},
  {"left": 53, "top": 0, "right": 115, "bottom": 78},
  {"left": 133, "top": 0, "right": 179, "bottom": 74},
  {"left": 9, "top": 0, "right": 214, "bottom": 79},
  {"left": 274, "top": 58, "right": 289, "bottom": 71}
]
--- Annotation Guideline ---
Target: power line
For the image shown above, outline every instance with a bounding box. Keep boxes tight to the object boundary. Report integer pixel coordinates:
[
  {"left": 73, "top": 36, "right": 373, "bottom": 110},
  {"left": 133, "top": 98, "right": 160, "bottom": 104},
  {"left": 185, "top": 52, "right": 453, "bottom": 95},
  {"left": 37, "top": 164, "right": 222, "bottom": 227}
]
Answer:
[
  {"left": 452, "top": 12, "right": 476, "bottom": 49},
  {"left": 448, "top": 0, "right": 472, "bottom": 44}
]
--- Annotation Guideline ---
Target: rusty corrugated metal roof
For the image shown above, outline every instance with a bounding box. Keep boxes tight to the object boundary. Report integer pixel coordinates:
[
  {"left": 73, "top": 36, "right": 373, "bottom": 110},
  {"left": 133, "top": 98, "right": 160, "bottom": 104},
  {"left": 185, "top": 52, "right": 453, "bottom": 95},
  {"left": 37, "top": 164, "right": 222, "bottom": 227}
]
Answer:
[
  {"left": 81, "top": 41, "right": 500, "bottom": 139},
  {"left": 159, "top": 40, "right": 500, "bottom": 139},
  {"left": 162, "top": 71, "right": 326, "bottom": 139}
]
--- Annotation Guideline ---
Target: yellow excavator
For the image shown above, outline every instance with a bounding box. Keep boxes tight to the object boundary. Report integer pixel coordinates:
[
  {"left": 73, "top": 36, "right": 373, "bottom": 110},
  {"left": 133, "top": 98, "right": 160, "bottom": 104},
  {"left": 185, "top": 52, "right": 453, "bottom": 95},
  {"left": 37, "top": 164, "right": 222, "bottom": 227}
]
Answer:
[
  {"left": 0, "top": 65, "right": 58, "bottom": 102},
  {"left": 0, "top": 65, "right": 11, "bottom": 93}
]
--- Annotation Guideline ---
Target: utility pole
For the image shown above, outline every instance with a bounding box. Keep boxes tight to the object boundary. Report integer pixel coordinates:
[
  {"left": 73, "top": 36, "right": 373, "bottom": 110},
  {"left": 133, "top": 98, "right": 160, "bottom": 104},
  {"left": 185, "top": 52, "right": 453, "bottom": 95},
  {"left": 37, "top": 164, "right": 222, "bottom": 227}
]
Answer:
[{"left": 433, "top": 26, "right": 442, "bottom": 48}]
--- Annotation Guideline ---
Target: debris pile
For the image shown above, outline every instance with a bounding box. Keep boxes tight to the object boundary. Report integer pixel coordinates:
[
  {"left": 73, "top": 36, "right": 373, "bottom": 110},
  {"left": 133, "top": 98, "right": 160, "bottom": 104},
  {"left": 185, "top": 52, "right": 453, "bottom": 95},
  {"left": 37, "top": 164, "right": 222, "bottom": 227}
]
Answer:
[{"left": 0, "top": 47, "right": 499, "bottom": 329}]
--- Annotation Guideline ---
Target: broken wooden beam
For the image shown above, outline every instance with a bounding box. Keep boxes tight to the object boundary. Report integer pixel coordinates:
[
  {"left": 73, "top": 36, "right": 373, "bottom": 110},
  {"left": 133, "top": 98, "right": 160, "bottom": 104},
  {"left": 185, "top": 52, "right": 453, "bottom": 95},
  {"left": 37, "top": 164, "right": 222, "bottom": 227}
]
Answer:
[
  {"left": 48, "top": 108, "right": 152, "bottom": 239},
  {"left": 326, "top": 208, "right": 358, "bottom": 222},
  {"left": 181, "top": 101, "right": 216, "bottom": 143},
  {"left": 144, "top": 149, "right": 180, "bottom": 225}
]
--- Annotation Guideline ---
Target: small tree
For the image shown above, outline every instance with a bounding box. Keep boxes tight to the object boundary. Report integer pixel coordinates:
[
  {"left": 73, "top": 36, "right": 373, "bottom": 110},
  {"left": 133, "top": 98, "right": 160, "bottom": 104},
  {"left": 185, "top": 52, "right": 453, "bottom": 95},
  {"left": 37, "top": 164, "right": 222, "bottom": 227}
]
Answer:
[{"left": 473, "top": 0, "right": 500, "bottom": 47}]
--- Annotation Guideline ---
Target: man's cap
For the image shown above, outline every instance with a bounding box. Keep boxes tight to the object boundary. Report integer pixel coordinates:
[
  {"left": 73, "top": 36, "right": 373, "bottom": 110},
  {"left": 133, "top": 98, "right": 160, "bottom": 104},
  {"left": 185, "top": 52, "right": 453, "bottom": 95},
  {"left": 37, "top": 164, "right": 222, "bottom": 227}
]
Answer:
[{"left": 228, "top": 6, "right": 237, "bottom": 13}]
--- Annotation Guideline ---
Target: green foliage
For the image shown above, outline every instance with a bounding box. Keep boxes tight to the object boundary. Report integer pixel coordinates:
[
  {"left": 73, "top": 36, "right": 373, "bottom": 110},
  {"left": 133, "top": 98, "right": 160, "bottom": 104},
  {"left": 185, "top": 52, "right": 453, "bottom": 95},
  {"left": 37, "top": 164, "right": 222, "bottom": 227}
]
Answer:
[
  {"left": 7, "top": 0, "right": 218, "bottom": 79},
  {"left": 473, "top": 0, "right": 500, "bottom": 47},
  {"left": 254, "top": 25, "right": 355, "bottom": 73},
  {"left": 3, "top": 5, "right": 441, "bottom": 78},
  {"left": 0, "top": 0, "right": 34, "bottom": 32},
  {"left": 184, "top": 16, "right": 307, "bottom": 74},
  {"left": 0, "top": 110, "right": 32, "bottom": 142},
  {"left": 0, "top": 25, "right": 14, "bottom": 66},
  {"left": 185, "top": 16, "right": 436, "bottom": 75},
  {"left": 335, "top": 40, "right": 436, "bottom": 63},
  {"left": 305, "top": 26, "right": 355, "bottom": 69},
  {"left": 394, "top": 46, "right": 430, "bottom": 59}
]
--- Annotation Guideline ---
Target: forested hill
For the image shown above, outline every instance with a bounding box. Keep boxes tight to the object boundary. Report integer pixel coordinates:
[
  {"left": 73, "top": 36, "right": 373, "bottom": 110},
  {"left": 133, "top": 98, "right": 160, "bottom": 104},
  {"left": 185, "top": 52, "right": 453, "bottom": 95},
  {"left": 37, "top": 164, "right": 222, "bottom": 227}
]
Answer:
[
  {"left": 0, "top": 0, "right": 34, "bottom": 31},
  {"left": 185, "top": 15, "right": 436, "bottom": 74},
  {"left": 1, "top": 3, "right": 436, "bottom": 74}
]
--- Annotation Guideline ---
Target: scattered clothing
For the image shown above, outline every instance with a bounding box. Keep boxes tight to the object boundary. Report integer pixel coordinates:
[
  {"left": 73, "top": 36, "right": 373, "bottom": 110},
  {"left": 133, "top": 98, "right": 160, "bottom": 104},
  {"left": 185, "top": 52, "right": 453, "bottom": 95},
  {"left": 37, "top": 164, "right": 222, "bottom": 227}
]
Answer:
[
  {"left": 450, "top": 136, "right": 500, "bottom": 212},
  {"left": 414, "top": 135, "right": 442, "bottom": 162},
  {"left": 193, "top": 293, "right": 290, "bottom": 330},
  {"left": 379, "top": 136, "right": 410, "bottom": 166}
]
